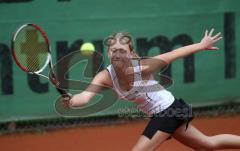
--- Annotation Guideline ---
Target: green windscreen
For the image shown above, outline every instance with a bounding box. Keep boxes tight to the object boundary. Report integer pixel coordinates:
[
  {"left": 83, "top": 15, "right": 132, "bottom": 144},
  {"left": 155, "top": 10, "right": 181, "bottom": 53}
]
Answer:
[{"left": 0, "top": 0, "right": 240, "bottom": 122}]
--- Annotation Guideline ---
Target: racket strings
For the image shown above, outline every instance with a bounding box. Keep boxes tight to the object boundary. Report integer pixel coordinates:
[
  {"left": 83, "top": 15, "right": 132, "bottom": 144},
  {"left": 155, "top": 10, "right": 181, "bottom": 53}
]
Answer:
[
  {"left": 22, "top": 29, "right": 45, "bottom": 71},
  {"left": 13, "top": 26, "right": 49, "bottom": 72},
  {"left": 14, "top": 29, "right": 34, "bottom": 70}
]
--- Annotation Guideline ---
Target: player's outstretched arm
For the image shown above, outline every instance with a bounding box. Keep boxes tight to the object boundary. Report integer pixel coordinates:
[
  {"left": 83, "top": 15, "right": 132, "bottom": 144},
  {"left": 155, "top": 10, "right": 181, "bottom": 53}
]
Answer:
[
  {"left": 140, "top": 28, "right": 222, "bottom": 74},
  {"left": 65, "top": 70, "right": 112, "bottom": 108}
]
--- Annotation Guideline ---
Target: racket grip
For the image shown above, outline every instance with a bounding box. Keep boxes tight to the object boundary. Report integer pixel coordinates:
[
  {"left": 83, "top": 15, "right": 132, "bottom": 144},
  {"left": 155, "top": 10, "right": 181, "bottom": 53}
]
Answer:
[
  {"left": 49, "top": 73, "right": 72, "bottom": 99},
  {"left": 56, "top": 88, "right": 72, "bottom": 100}
]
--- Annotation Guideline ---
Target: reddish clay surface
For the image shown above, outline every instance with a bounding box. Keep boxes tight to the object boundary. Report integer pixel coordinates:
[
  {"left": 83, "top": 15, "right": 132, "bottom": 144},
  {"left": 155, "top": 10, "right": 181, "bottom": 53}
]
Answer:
[{"left": 1, "top": 116, "right": 240, "bottom": 151}]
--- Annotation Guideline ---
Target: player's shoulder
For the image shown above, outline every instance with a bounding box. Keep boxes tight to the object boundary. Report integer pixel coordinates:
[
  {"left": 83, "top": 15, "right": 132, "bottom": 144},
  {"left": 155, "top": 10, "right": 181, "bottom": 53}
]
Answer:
[
  {"left": 97, "top": 68, "right": 110, "bottom": 76},
  {"left": 93, "top": 69, "right": 112, "bottom": 87}
]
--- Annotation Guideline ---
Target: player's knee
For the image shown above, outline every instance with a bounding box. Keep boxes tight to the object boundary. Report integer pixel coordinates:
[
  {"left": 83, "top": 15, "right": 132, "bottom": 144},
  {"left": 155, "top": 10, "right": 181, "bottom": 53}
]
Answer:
[
  {"left": 131, "top": 144, "right": 154, "bottom": 151},
  {"left": 196, "top": 136, "right": 218, "bottom": 150},
  {"left": 131, "top": 145, "right": 142, "bottom": 151}
]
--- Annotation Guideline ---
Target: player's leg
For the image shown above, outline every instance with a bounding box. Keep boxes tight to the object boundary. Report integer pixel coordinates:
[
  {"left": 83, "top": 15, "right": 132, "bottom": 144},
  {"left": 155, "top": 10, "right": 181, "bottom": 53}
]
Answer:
[
  {"left": 208, "top": 134, "right": 240, "bottom": 149},
  {"left": 172, "top": 123, "right": 216, "bottom": 150},
  {"left": 172, "top": 123, "right": 240, "bottom": 150},
  {"left": 131, "top": 110, "right": 178, "bottom": 151},
  {"left": 131, "top": 130, "right": 170, "bottom": 151}
]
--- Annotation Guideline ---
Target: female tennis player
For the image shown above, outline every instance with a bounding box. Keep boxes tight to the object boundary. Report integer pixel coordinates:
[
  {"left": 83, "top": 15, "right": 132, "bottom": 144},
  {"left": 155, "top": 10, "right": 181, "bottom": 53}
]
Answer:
[{"left": 66, "top": 29, "right": 240, "bottom": 151}]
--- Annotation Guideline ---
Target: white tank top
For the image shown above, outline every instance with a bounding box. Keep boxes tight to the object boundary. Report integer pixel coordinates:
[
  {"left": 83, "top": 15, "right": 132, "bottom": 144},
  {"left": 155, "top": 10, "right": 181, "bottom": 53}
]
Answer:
[{"left": 106, "top": 59, "right": 175, "bottom": 115}]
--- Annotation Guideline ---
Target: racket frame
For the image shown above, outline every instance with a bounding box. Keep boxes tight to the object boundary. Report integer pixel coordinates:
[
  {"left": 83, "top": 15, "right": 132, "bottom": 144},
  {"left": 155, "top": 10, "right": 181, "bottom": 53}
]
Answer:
[{"left": 11, "top": 23, "right": 71, "bottom": 99}]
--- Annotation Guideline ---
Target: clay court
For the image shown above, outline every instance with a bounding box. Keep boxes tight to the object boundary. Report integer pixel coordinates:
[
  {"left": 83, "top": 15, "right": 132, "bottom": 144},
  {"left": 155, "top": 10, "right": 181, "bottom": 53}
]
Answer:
[{"left": 1, "top": 116, "right": 240, "bottom": 151}]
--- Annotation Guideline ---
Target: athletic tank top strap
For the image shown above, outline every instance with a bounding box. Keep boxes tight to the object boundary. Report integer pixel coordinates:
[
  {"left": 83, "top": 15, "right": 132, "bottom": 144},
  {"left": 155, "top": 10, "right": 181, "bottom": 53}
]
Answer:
[
  {"left": 106, "top": 65, "right": 122, "bottom": 96},
  {"left": 131, "top": 59, "right": 142, "bottom": 82}
]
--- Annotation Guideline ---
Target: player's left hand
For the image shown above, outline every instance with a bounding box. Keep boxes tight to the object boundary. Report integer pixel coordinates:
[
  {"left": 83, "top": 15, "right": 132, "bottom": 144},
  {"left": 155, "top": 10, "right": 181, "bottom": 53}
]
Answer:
[{"left": 200, "top": 28, "right": 222, "bottom": 50}]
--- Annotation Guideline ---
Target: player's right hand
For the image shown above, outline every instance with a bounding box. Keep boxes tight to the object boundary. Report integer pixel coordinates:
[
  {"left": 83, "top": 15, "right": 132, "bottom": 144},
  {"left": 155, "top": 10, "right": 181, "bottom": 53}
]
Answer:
[{"left": 61, "top": 93, "right": 73, "bottom": 109}]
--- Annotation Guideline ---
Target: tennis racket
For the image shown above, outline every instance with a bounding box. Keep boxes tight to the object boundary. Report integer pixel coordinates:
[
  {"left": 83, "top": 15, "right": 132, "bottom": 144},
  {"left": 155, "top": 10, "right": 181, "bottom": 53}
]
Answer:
[{"left": 11, "top": 23, "right": 72, "bottom": 102}]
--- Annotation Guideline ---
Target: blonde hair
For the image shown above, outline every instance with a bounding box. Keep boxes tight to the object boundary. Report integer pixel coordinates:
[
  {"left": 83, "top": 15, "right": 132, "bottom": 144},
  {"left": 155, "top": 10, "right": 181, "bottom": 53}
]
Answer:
[{"left": 106, "top": 32, "right": 140, "bottom": 59}]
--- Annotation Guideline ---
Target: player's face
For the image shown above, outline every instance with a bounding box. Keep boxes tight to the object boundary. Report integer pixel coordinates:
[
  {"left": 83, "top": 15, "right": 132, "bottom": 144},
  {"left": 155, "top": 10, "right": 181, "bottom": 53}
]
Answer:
[{"left": 107, "top": 37, "right": 132, "bottom": 67}]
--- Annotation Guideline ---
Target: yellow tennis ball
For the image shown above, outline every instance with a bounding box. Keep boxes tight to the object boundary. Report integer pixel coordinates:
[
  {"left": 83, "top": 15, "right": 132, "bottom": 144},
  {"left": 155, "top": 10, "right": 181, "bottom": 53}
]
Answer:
[{"left": 80, "top": 43, "right": 95, "bottom": 56}]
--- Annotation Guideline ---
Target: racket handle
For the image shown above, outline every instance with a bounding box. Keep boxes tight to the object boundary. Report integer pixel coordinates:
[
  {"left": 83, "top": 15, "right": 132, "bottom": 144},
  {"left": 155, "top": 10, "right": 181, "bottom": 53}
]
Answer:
[
  {"left": 49, "top": 73, "right": 72, "bottom": 100},
  {"left": 56, "top": 88, "right": 72, "bottom": 100}
]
